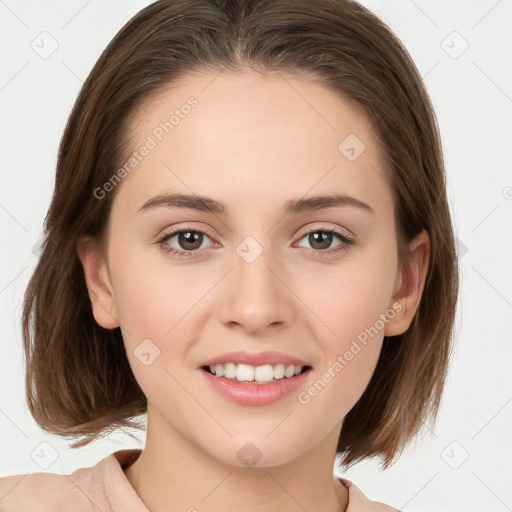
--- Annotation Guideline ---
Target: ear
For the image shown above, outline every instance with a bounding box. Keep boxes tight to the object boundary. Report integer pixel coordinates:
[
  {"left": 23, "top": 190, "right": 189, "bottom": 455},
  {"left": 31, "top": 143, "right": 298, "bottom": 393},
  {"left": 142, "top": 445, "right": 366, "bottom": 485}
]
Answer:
[
  {"left": 76, "top": 235, "right": 120, "bottom": 330},
  {"left": 384, "top": 229, "right": 430, "bottom": 336}
]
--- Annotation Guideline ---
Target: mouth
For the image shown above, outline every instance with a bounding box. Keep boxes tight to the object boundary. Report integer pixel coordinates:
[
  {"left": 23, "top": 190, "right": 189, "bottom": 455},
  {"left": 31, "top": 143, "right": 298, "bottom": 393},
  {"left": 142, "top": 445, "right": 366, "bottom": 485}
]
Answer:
[
  {"left": 201, "top": 363, "right": 311, "bottom": 385},
  {"left": 199, "top": 363, "right": 313, "bottom": 406},
  {"left": 201, "top": 363, "right": 313, "bottom": 384}
]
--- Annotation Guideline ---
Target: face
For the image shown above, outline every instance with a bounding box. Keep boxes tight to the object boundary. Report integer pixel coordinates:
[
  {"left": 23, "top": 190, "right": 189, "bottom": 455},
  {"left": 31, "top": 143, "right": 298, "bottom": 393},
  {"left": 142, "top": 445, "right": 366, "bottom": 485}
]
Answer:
[{"left": 79, "top": 69, "right": 425, "bottom": 468}]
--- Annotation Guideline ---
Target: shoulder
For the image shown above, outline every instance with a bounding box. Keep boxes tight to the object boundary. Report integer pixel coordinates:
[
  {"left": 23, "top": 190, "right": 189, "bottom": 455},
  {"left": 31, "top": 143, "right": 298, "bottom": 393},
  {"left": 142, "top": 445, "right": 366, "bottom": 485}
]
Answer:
[
  {"left": 339, "top": 477, "right": 401, "bottom": 512},
  {"left": 0, "top": 470, "right": 94, "bottom": 511},
  {"left": 0, "top": 449, "right": 143, "bottom": 512}
]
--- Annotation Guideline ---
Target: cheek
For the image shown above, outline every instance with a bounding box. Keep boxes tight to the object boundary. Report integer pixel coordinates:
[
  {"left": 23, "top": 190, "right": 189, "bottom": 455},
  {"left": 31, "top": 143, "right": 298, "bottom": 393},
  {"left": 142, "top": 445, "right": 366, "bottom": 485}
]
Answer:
[
  {"left": 108, "top": 247, "right": 216, "bottom": 391},
  {"left": 293, "top": 253, "right": 396, "bottom": 416},
  {"left": 108, "top": 239, "right": 199, "bottom": 338},
  {"left": 110, "top": 266, "right": 201, "bottom": 404},
  {"left": 296, "top": 282, "right": 386, "bottom": 429},
  {"left": 298, "top": 254, "right": 396, "bottom": 345}
]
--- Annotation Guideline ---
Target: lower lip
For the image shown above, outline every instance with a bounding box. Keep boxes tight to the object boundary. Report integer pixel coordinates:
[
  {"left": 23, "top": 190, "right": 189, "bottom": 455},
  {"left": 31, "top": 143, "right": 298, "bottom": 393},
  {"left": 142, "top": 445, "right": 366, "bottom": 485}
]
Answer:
[{"left": 199, "top": 367, "right": 311, "bottom": 406}]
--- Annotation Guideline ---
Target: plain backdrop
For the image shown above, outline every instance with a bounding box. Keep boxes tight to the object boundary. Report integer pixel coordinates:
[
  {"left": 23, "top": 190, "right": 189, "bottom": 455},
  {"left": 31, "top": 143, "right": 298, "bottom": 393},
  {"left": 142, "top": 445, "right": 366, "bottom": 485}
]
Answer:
[{"left": 1, "top": 1, "right": 511, "bottom": 511}]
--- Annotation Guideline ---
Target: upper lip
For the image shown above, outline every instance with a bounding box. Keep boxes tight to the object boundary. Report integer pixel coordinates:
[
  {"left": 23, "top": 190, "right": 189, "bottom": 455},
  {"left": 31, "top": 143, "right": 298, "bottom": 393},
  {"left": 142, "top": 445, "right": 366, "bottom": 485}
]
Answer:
[{"left": 198, "top": 350, "right": 311, "bottom": 368}]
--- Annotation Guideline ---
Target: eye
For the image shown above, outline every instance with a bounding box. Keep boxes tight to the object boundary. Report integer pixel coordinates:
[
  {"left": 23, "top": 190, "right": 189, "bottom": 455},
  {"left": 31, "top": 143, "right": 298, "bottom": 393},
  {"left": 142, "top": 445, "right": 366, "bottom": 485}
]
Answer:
[
  {"left": 295, "top": 227, "right": 355, "bottom": 255},
  {"left": 157, "top": 225, "right": 355, "bottom": 259},
  {"left": 157, "top": 227, "right": 216, "bottom": 258}
]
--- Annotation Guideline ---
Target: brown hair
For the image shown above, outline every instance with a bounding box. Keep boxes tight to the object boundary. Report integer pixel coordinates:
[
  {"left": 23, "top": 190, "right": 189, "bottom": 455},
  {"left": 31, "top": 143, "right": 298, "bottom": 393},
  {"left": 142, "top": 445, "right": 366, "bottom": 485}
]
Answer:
[{"left": 22, "top": 0, "right": 459, "bottom": 468}]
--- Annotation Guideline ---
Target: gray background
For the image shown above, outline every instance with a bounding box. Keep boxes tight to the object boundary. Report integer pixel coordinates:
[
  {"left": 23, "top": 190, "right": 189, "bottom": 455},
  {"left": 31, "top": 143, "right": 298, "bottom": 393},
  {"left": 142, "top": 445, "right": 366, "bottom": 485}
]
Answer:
[{"left": 1, "top": 1, "right": 511, "bottom": 510}]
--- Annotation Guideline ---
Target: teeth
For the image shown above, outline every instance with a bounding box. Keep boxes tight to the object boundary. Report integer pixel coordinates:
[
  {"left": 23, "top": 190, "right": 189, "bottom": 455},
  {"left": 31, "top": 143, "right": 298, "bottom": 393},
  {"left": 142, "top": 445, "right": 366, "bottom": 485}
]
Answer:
[{"left": 207, "top": 362, "right": 305, "bottom": 383}]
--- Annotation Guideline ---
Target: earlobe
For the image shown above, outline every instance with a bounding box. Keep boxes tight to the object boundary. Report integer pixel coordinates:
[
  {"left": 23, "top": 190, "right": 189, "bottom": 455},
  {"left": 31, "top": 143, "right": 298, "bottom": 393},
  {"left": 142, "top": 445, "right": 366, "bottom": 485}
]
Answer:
[
  {"left": 385, "top": 229, "right": 430, "bottom": 337},
  {"left": 76, "top": 236, "right": 120, "bottom": 330}
]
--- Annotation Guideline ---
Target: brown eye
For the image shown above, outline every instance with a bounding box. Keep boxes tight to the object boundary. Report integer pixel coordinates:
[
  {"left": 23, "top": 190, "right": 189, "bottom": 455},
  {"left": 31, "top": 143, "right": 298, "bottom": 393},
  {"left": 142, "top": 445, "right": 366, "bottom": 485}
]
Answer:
[
  {"left": 157, "top": 228, "right": 214, "bottom": 257},
  {"left": 296, "top": 228, "right": 355, "bottom": 255},
  {"left": 307, "top": 231, "right": 334, "bottom": 250},
  {"left": 176, "top": 231, "right": 204, "bottom": 251}
]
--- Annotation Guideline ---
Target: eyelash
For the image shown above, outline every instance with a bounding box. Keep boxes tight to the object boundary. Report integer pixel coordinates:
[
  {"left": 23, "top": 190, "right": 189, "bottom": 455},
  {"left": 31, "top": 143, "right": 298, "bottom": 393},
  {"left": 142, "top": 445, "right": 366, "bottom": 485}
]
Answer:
[{"left": 156, "top": 226, "right": 355, "bottom": 259}]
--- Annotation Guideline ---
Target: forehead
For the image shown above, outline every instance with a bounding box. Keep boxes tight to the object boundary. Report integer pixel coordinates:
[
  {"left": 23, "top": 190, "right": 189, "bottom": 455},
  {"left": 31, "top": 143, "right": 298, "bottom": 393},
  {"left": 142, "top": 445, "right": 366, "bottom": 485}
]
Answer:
[{"left": 113, "top": 69, "right": 392, "bottom": 218}]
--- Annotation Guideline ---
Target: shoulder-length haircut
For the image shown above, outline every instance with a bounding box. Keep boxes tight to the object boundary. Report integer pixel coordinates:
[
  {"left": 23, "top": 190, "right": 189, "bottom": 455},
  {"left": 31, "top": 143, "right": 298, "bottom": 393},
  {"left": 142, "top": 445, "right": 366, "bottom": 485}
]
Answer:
[{"left": 22, "top": 0, "right": 459, "bottom": 468}]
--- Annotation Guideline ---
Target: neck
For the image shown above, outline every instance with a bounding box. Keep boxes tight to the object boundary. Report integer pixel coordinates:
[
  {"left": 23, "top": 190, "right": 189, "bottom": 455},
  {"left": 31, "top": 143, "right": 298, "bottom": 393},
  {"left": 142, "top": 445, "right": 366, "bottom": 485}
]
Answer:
[{"left": 124, "top": 408, "right": 348, "bottom": 512}]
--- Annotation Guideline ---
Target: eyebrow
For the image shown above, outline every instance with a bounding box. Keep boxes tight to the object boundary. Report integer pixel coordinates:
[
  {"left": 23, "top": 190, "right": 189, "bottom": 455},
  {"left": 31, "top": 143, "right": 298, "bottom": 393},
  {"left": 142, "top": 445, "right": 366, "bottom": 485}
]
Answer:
[{"left": 136, "top": 192, "right": 375, "bottom": 216}]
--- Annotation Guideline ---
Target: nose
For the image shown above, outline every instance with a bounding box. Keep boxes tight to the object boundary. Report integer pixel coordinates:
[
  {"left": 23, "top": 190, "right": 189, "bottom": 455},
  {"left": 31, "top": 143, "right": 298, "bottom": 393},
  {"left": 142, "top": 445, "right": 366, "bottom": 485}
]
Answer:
[{"left": 217, "top": 244, "right": 295, "bottom": 334}]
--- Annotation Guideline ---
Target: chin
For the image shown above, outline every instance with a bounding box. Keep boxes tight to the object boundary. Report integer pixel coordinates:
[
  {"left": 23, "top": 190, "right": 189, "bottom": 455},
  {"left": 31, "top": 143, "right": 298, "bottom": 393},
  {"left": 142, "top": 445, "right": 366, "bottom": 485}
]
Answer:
[{"left": 204, "top": 436, "right": 307, "bottom": 469}]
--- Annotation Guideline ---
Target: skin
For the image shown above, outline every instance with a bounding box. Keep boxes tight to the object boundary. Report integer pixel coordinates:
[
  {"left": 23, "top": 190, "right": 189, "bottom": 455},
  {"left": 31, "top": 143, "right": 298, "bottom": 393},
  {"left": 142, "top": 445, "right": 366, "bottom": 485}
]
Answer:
[{"left": 77, "top": 69, "right": 430, "bottom": 512}]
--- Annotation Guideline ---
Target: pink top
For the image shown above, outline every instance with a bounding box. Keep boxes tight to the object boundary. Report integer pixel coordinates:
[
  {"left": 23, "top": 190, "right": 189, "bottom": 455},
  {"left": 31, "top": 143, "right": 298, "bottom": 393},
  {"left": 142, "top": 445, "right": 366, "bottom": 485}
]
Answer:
[{"left": 0, "top": 448, "right": 398, "bottom": 511}]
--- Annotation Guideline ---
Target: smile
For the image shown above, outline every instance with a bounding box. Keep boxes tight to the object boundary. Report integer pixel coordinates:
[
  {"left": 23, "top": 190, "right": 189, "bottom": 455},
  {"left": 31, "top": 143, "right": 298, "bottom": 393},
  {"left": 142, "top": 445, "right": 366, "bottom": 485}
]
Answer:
[{"left": 200, "top": 365, "right": 312, "bottom": 406}]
